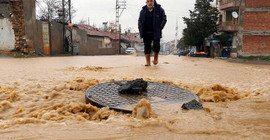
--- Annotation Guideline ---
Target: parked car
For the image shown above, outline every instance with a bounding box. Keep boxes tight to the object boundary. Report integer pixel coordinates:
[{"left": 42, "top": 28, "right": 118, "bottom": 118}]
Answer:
[
  {"left": 125, "top": 48, "right": 136, "bottom": 54},
  {"left": 178, "top": 51, "right": 184, "bottom": 56},
  {"left": 135, "top": 45, "right": 144, "bottom": 56}
]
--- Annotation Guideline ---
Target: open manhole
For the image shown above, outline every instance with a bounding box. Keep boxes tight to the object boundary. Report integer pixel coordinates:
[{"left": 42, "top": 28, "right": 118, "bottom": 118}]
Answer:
[{"left": 85, "top": 81, "right": 199, "bottom": 113}]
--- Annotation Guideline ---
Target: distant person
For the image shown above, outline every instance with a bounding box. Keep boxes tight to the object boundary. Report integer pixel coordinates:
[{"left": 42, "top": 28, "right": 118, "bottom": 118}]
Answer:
[{"left": 138, "top": 0, "right": 167, "bottom": 66}]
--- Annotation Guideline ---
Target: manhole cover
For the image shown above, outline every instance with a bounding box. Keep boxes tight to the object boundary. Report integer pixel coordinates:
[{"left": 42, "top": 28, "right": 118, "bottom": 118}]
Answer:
[{"left": 85, "top": 81, "right": 199, "bottom": 113}]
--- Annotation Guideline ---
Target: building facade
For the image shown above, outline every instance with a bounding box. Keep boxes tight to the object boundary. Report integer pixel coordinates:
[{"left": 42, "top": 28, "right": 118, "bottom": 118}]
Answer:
[
  {"left": 73, "top": 24, "right": 117, "bottom": 55},
  {"left": 218, "top": 0, "right": 270, "bottom": 57}
]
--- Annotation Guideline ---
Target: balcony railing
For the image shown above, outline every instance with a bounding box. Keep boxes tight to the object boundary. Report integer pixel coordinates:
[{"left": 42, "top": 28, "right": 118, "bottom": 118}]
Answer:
[
  {"left": 222, "top": 21, "right": 239, "bottom": 26},
  {"left": 219, "top": 21, "right": 239, "bottom": 32}
]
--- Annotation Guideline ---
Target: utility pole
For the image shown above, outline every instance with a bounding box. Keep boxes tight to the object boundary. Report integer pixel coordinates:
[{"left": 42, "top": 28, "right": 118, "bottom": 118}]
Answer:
[
  {"left": 62, "top": 0, "right": 65, "bottom": 52},
  {"left": 175, "top": 18, "right": 179, "bottom": 53},
  {"left": 119, "top": 24, "right": 121, "bottom": 54},
  {"left": 61, "top": 0, "right": 73, "bottom": 55},
  {"left": 48, "top": 5, "right": 52, "bottom": 56},
  {"left": 116, "top": 0, "right": 126, "bottom": 54}
]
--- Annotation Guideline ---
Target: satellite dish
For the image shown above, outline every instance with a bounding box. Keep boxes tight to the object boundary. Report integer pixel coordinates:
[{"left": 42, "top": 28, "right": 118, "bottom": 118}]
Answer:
[{"left": 232, "top": 12, "right": 239, "bottom": 18}]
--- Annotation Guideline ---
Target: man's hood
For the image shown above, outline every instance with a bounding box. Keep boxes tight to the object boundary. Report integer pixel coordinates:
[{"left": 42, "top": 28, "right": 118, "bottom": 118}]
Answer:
[{"left": 154, "top": 1, "right": 158, "bottom": 6}]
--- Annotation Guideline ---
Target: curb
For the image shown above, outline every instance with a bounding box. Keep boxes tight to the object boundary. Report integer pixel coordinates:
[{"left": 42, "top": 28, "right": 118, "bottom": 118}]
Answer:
[{"left": 228, "top": 59, "right": 270, "bottom": 65}]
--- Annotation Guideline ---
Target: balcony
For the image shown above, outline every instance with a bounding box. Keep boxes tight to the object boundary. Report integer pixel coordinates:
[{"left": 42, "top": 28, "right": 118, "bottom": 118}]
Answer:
[
  {"left": 220, "top": 0, "right": 240, "bottom": 10},
  {"left": 219, "top": 21, "right": 240, "bottom": 32}
]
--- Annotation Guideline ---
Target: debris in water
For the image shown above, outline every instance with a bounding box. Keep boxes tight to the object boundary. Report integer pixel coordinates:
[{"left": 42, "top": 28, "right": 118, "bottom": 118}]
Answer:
[
  {"left": 6, "top": 92, "right": 20, "bottom": 102},
  {"left": 182, "top": 99, "right": 203, "bottom": 110},
  {"left": 195, "top": 84, "right": 242, "bottom": 102},
  {"left": 65, "top": 66, "right": 109, "bottom": 72},
  {"left": 254, "top": 92, "right": 262, "bottom": 96},
  {"left": 91, "top": 107, "right": 111, "bottom": 121},
  {"left": 163, "top": 62, "right": 169, "bottom": 64},
  {"left": 118, "top": 78, "right": 148, "bottom": 95},
  {"left": 0, "top": 101, "right": 12, "bottom": 112},
  {"left": 66, "top": 78, "right": 100, "bottom": 91},
  {"left": 133, "top": 98, "right": 151, "bottom": 119},
  {"left": 203, "top": 107, "right": 211, "bottom": 113}
]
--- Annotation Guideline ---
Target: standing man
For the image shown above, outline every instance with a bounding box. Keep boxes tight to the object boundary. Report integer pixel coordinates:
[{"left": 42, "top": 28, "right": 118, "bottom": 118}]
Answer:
[{"left": 138, "top": 0, "right": 167, "bottom": 66}]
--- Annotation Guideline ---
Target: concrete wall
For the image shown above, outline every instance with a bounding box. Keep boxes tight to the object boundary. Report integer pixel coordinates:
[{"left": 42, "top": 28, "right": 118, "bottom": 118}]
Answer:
[
  {"left": 0, "top": 18, "right": 15, "bottom": 51},
  {"left": 72, "top": 27, "right": 116, "bottom": 55},
  {"left": 0, "top": 0, "right": 42, "bottom": 54},
  {"left": 72, "top": 27, "right": 90, "bottom": 55},
  {"left": 35, "top": 21, "right": 64, "bottom": 55},
  {"left": 88, "top": 36, "right": 113, "bottom": 48},
  {"left": 50, "top": 22, "right": 64, "bottom": 55},
  {"left": 0, "top": 0, "right": 63, "bottom": 55},
  {"left": 86, "top": 36, "right": 115, "bottom": 55},
  {"left": 34, "top": 20, "right": 44, "bottom": 54},
  {"left": 0, "top": 2, "right": 10, "bottom": 18},
  {"left": 80, "top": 38, "right": 101, "bottom": 55},
  {"left": 23, "top": 0, "right": 37, "bottom": 52},
  {"left": 1, "top": 0, "right": 114, "bottom": 55},
  {"left": 0, "top": 2, "right": 15, "bottom": 51}
]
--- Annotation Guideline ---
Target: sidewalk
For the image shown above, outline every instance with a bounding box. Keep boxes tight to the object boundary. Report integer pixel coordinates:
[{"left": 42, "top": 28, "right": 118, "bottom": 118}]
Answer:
[{"left": 228, "top": 58, "right": 270, "bottom": 65}]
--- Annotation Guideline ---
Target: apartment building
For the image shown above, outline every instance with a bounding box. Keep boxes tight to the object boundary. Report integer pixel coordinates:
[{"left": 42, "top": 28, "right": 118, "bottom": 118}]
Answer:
[{"left": 218, "top": 0, "right": 270, "bottom": 57}]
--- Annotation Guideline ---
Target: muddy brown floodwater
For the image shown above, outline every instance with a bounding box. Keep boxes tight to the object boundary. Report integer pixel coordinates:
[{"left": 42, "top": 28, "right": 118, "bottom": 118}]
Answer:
[{"left": 0, "top": 55, "right": 269, "bottom": 139}]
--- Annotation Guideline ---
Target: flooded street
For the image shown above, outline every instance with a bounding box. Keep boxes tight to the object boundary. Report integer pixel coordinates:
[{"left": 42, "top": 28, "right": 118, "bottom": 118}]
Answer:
[{"left": 0, "top": 55, "right": 269, "bottom": 139}]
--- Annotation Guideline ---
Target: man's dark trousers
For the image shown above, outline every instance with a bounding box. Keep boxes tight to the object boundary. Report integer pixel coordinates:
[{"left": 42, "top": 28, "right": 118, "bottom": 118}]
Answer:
[{"left": 143, "top": 33, "right": 160, "bottom": 54}]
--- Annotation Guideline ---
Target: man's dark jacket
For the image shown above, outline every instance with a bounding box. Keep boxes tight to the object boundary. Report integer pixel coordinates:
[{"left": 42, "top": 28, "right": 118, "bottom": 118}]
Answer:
[{"left": 138, "top": 3, "right": 167, "bottom": 40}]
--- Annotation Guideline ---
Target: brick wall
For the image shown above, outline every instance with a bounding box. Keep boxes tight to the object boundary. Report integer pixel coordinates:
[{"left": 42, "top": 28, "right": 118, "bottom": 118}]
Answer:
[
  {"left": 246, "top": 0, "right": 270, "bottom": 7},
  {"left": 9, "top": 0, "right": 35, "bottom": 54},
  {"left": 243, "top": 35, "right": 270, "bottom": 53},
  {"left": 244, "top": 12, "right": 270, "bottom": 30},
  {"left": 9, "top": 0, "right": 27, "bottom": 53}
]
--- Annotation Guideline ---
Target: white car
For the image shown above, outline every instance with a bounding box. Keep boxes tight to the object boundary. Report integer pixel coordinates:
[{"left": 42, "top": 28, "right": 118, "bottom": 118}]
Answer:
[{"left": 125, "top": 48, "right": 136, "bottom": 54}]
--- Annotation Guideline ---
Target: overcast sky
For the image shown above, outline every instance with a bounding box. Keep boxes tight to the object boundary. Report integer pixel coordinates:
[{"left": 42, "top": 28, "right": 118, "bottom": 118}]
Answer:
[{"left": 72, "top": 0, "right": 215, "bottom": 42}]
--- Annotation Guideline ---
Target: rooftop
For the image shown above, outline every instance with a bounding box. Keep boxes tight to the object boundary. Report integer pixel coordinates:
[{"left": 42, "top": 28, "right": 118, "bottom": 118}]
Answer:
[{"left": 74, "top": 24, "right": 142, "bottom": 43}]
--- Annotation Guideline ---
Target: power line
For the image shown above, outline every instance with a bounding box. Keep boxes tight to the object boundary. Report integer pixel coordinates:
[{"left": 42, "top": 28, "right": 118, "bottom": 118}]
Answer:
[{"left": 125, "top": 8, "right": 138, "bottom": 19}]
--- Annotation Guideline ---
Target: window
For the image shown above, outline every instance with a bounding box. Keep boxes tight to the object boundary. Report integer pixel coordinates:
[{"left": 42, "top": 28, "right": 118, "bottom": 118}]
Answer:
[{"left": 225, "top": 10, "right": 239, "bottom": 25}]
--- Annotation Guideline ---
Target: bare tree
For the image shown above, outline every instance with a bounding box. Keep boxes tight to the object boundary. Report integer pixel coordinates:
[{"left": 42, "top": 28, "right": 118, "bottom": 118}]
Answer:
[
  {"left": 36, "top": 0, "right": 60, "bottom": 21},
  {"left": 77, "top": 18, "right": 87, "bottom": 25},
  {"left": 36, "top": 0, "right": 76, "bottom": 22}
]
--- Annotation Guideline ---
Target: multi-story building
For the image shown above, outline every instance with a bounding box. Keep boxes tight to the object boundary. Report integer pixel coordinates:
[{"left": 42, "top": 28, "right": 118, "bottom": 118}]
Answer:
[{"left": 218, "top": 0, "right": 270, "bottom": 58}]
